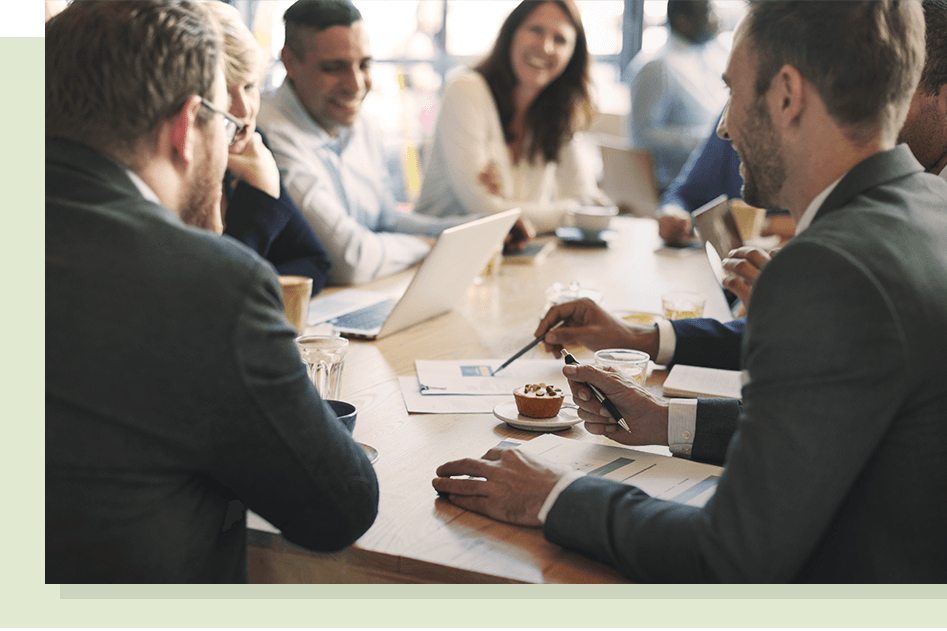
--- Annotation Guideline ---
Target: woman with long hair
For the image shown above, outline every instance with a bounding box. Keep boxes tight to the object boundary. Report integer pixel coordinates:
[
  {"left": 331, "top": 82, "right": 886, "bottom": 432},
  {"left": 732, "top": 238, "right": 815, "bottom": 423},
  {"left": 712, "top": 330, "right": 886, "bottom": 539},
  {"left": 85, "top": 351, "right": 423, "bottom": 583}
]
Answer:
[{"left": 414, "top": 0, "right": 612, "bottom": 234}]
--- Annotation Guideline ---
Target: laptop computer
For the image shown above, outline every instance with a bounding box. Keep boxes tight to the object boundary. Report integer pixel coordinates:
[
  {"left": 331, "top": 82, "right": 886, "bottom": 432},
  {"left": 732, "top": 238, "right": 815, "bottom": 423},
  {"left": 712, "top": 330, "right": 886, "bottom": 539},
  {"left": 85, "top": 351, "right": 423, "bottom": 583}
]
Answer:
[
  {"left": 308, "top": 208, "right": 521, "bottom": 340},
  {"left": 692, "top": 195, "right": 745, "bottom": 318}
]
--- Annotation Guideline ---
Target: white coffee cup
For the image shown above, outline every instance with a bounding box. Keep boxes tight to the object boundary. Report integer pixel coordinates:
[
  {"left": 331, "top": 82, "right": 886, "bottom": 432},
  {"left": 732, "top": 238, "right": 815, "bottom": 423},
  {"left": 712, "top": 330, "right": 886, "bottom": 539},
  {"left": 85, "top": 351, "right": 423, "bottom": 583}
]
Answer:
[{"left": 568, "top": 205, "right": 618, "bottom": 232}]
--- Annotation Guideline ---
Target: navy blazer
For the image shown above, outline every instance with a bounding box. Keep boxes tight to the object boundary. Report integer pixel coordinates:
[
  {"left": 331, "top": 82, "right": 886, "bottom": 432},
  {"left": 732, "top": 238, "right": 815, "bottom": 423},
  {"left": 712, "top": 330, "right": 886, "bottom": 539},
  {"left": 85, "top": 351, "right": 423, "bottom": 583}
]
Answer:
[{"left": 545, "top": 145, "right": 947, "bottom": 582}]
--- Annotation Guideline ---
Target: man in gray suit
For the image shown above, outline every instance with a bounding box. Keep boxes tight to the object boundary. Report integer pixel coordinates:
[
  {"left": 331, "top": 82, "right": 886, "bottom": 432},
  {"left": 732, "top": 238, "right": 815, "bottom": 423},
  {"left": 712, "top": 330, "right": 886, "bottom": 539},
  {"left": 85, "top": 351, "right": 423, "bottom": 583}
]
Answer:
[
  {"left": 46, "top": 0, "right": 377, "bottom": 583},
  {"left": 434, "top": 0, "right": 947, "bottom": 582}
]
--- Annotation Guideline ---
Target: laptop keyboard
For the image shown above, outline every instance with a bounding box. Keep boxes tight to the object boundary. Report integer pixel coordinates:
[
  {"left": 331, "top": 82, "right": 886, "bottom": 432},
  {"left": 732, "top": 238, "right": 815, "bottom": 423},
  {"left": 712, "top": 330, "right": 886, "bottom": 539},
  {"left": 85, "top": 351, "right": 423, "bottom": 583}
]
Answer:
[{"left": 330, "top": 298, "right": 398, "bottom": 331}]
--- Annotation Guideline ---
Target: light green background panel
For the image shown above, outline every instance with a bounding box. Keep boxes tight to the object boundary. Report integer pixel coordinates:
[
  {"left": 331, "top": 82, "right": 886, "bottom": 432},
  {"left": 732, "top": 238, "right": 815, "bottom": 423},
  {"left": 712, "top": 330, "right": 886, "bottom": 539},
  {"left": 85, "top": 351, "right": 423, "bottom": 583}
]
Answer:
[{"left": 3, "top": 31, "right": 48, "bottom": 625}]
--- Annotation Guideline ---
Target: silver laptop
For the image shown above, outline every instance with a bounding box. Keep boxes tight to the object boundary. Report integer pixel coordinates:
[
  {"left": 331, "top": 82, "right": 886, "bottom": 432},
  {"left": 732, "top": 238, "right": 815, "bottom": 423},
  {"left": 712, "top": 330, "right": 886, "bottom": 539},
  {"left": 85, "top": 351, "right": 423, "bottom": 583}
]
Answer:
[{"left": 308, "top": 208, "right": 521, "bottom": 339}]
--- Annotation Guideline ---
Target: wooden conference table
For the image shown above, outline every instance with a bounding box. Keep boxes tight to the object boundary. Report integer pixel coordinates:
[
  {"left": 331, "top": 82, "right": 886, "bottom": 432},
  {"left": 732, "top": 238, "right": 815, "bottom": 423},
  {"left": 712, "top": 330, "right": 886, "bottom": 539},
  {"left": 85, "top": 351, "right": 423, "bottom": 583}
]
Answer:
[{"left": 247, "top": 216, "right": 733, "bottom": 584}]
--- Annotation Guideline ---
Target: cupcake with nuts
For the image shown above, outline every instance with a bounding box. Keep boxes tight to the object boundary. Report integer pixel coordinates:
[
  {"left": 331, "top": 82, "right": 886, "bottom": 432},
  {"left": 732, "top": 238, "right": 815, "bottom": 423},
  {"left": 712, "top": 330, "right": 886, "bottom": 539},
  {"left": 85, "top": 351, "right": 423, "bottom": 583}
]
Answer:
[{"left": 513, "top": 383, "right": 564, "bottom": 418}]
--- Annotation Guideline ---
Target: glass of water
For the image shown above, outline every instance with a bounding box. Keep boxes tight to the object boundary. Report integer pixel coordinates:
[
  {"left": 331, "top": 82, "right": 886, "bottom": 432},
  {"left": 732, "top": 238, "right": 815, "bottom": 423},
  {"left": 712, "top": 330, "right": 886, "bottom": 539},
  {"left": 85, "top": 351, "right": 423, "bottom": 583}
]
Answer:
[{"left": 295, "top": 335, "right": 348, "bottom": 400}]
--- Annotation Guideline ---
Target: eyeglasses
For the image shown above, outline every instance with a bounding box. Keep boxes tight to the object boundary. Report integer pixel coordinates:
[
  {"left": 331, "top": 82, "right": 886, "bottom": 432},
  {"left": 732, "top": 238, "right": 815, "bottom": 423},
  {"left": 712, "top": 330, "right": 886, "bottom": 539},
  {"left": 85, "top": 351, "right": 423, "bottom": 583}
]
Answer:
[{"left": 199, "top": 97, "right": 244, "bottom": 146}]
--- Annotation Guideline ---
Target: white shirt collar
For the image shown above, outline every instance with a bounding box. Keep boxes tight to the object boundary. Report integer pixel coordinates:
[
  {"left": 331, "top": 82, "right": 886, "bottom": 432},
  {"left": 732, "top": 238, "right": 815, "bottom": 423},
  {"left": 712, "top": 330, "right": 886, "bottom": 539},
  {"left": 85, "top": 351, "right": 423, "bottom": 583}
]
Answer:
[
  {"left": 123, "top": 168, "right": 162, "bottom": 205},
  {"left": 937, "top": 163, "right": 947, "bottom": 181},
  {"left": 793, "top": 175, "right": 843, "bottom": 235}
]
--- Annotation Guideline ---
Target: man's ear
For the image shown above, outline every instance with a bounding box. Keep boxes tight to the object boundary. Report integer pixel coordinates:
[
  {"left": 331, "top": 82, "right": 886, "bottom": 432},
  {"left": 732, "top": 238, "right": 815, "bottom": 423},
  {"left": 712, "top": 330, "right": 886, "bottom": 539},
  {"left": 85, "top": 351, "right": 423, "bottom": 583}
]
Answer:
[
  {"left": 169, "top": 95, "right": 203, "bottom": 166},
  {"left": 281, "top": 45, "right": 298, "bottom": 81},
  {"left": 770, "top": 63, "right": 805, "bottom": 129},
  {"left": 936, "top": 83, "right": 947, "bottom": 118}
]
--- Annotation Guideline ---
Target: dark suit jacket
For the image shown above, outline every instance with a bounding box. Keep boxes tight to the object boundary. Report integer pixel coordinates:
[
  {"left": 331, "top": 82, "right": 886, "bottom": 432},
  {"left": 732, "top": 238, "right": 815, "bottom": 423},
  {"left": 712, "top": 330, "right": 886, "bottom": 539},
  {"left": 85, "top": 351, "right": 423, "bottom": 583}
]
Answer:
[
  {"left": 545, "top": 145, "right": 947, "bottom": 582},
  {"left": 671, "top": 317, "right": 745, "bottom": 370},
  {"left": 46, "top": 139, "right": 378, "bottom": 583},
  {"left": 222, "top": 131, "right": 331, "bottom": 288}
]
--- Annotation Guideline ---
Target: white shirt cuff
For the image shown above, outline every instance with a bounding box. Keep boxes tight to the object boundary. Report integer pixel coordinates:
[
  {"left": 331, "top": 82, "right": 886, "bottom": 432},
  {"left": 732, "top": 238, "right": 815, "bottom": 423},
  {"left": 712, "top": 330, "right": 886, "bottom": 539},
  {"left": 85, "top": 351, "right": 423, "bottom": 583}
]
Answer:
[
  {"left": 537, "top": 470, "right": 586, "bottom": 525},
  {"left": 668, "top": 398, "right": 698, "bottom": 458},
  {"left": 655, "top": 319, "right": 676, "bottom": 365}
]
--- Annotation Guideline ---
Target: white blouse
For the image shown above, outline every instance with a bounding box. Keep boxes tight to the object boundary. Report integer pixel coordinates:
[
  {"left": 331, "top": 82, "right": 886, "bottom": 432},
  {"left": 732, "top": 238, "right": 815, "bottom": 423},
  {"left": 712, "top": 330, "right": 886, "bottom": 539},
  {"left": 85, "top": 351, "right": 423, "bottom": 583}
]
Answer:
[{"left": 414, "top": 69, "right": 609, "bottom": 234}]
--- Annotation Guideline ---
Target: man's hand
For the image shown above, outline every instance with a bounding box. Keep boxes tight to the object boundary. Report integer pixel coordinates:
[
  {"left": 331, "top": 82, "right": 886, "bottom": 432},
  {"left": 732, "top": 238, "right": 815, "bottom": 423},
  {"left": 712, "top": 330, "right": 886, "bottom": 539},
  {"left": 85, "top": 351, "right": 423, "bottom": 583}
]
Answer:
[
  {"left": 432, "top": 447, "right": 572, "bottom": 526},
  {"left": 721, "top": 246, "right": 773, "bottom": 308},
  {"left": 563, "top": 363, "right": 669, "bottom": 445},
  {"left": 534, "top": 298, "right": 659, "bottom": 359},
  {"left": 656, "top": 205, "right": 694, "bottom": 247},
  {"left": 227, "top": 132, "right": 281, "bottom": 199},
  {"left": 504, "top": 217, "right": 535, "bottom": 253}
]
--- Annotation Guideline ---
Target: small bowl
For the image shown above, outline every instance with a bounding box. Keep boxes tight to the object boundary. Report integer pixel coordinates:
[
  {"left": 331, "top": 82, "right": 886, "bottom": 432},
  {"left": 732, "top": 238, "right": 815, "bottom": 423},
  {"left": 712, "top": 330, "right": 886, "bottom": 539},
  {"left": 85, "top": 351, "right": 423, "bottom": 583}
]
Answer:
[
  {"left": 326, "top": 400, "right": 357, "bottom": 435},
  {"left": 568, "top": 205, "right": 618, "bottom": 233}
]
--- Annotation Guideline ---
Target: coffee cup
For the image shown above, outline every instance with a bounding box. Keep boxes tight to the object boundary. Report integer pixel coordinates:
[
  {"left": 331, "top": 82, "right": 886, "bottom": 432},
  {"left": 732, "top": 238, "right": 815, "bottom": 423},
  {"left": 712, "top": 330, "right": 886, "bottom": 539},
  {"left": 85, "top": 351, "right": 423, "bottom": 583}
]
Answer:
[
  {"left": 568, "top": 205, "right": 618, "bottom": 233},
  {"left": 326, "top": 400, "right": 357, "bottom": 435},
  {"left": 279, "top": 275, "right": 312, "bottom": 334}
]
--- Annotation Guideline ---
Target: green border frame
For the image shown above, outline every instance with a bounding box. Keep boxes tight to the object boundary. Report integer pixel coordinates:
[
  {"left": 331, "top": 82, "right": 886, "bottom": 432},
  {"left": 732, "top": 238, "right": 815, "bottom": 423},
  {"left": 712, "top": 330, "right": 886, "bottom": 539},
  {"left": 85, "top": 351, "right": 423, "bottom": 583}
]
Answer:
[{"left": 19, "top": 29, "right": 947, "bottom": 628}]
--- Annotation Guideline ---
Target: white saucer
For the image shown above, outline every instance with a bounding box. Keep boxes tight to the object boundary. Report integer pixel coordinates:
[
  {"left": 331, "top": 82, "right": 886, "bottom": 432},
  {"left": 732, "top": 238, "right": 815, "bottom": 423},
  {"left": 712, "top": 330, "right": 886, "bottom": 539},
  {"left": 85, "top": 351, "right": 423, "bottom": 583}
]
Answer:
[
  {"left": 493, "top": 400, "right": 582, "bottom": 432},
  {"left": 359, "top": 442, "right": 379, "bottom": 464}
]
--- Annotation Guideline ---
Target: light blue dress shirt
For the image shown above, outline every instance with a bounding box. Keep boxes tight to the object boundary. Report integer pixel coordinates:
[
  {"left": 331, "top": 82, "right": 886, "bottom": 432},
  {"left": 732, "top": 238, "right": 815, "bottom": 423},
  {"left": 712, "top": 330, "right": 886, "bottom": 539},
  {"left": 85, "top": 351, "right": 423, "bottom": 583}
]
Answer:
[
  {"left": 627, "top": 32, "right": 729, "bottom": 190},
  {"left": 258, "top": 82, "right": 468, "bottom": 285}
]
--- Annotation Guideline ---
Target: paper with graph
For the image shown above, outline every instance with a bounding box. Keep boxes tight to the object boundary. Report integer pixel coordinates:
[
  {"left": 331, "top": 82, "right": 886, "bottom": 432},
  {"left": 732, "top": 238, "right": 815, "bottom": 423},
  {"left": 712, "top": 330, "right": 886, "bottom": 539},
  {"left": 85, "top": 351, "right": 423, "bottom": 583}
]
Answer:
[{"left": 519, "top": 434, "right": 723, "bottom": 507}]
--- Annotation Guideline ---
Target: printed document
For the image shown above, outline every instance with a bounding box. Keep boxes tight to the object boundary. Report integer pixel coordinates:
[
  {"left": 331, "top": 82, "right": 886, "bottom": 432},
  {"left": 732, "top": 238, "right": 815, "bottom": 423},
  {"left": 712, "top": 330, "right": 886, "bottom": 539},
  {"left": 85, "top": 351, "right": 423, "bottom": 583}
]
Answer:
[
  {"left": 519, "top": 434, "right": 723, "bottom": 507},
  {"left": 415, "top": 358, "right": 567, "bottom": 396}
]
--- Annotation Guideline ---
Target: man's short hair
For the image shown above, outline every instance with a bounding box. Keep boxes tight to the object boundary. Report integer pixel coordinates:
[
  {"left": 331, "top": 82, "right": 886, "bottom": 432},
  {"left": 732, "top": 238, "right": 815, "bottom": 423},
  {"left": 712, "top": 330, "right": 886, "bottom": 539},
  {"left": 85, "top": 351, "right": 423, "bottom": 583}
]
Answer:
[
  {"left": 920, "top": 0, "right": 947, "bottom": 96},
  {"left": 745, "top": 0, "right": 925, "bottom": 145},
  {"left": 283, "top": 0, "right": 363, "bottom": 61},
  {"left": 46, "top": 0, "right": 222, "bottom": 164}
]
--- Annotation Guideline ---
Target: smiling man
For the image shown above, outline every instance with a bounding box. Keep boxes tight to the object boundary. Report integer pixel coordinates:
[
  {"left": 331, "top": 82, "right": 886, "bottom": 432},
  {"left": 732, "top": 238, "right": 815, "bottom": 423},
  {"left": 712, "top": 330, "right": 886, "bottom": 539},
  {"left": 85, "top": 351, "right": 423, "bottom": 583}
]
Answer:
[
  {"left": 434, "top": 0, "right": 947, "bottom": 583},
  {"left": 258, "top": 0, "right": 469, "bottom": 285}
]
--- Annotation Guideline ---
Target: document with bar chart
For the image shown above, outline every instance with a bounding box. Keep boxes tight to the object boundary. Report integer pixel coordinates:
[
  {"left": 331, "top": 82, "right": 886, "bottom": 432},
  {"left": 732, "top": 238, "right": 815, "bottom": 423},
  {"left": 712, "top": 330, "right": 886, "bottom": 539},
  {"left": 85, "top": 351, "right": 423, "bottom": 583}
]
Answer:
[{"left": 519, "top": 434, "right": 722, "bottom": 507}]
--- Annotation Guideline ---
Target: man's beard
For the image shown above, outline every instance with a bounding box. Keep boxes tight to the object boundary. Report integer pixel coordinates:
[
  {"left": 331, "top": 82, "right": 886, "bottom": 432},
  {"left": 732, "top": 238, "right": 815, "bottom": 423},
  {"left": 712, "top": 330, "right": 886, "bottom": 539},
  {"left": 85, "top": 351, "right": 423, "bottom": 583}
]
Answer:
[
  {"left": 179, "top": 149, "right": 225, "bottom": 232},
  {"left": 739, "top": 98, "right": 786, "bottom": 210}
]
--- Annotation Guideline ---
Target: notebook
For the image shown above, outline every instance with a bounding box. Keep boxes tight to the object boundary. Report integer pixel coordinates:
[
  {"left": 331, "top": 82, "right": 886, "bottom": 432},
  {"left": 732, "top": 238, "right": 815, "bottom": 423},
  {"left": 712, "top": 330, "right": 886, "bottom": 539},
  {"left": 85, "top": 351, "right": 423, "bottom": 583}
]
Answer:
[
  {"left": 662, "top": 364, "right": 744, "bottom": 400},
  {"left": 308, "top": 208, "right": 521, "bottom": 340}
]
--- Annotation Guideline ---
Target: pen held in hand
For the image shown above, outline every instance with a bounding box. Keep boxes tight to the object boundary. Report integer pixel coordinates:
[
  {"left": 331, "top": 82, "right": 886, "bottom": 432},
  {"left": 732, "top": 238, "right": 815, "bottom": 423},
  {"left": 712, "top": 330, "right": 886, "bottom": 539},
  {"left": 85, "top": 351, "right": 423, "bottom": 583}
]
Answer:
[
  {"left": 492, "top": 320, "right": 565, "bottom": 375},
  {"left": 560, "top": 349, "right": 632, "bottom": 433}
]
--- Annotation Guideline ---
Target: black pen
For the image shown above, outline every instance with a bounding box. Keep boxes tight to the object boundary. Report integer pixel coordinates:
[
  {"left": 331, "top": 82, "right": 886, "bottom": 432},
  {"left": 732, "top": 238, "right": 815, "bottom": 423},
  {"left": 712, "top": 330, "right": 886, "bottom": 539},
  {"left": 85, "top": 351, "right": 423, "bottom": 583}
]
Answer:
[
  {"left": 560, "top": 349, "right": 631, "bottom": 432},
  {"left": 493, "top": 320, "right": 565, "bottom": 375}
]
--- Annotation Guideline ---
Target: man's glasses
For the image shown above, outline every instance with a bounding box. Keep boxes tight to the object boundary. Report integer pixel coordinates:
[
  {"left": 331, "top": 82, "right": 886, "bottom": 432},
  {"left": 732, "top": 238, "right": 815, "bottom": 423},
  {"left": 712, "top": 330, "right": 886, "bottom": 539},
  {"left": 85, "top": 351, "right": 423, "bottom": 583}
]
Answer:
[{"left": 199, "top": 98, "right": 244, "bottom": 146}]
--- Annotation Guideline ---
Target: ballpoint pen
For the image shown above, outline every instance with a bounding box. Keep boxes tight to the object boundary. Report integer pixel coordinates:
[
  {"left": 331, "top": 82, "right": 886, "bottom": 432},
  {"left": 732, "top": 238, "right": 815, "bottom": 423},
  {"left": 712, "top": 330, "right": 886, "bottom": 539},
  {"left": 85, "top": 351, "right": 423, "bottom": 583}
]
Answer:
[
  {"left": 560, "top": 349, "right": 632, "bottom": 433},
  {"left": 492, "top": 320, "right": 565, "bottom": 375}
]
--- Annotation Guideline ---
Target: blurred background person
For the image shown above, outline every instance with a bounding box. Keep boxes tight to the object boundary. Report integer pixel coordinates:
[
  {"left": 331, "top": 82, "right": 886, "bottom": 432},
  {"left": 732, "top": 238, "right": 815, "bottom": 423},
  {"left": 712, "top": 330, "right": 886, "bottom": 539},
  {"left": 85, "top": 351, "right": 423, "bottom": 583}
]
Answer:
[
  {"left": 414, "top": 0, "right": 612, "bottom": 235},
  {"left": 898, "top": 0, "right": 947, "bottom": 180},
  {"left": 207, "top": 1, "right": 332, "bottom": 289},
  {"left": 627, "top": 0, "right": 729, "bottom": 191},
  {"left": 654, "top": 109, "right": 744, "bottom": 246}
]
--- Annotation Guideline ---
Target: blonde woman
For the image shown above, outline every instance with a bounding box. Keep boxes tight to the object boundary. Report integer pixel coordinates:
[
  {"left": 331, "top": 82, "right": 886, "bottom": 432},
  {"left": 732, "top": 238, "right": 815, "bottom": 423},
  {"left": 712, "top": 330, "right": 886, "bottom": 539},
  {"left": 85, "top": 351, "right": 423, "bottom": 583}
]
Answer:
[{"left": 206, "top": 2, "right": 331, "bottom": 289}]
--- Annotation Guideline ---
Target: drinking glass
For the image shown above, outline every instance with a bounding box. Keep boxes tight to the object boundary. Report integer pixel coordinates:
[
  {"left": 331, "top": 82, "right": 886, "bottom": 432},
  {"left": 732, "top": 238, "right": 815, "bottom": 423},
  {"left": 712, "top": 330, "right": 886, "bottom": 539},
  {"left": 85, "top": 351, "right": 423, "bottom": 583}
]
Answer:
[
  {"left": 295, "top": 335, "right": 348, "bottom": 400},
  {"left": 594, "top": 349, "right": 650, "bottom": 386},
  {"left": 661, "top": 291, "right": 706, "bottom": 320}
]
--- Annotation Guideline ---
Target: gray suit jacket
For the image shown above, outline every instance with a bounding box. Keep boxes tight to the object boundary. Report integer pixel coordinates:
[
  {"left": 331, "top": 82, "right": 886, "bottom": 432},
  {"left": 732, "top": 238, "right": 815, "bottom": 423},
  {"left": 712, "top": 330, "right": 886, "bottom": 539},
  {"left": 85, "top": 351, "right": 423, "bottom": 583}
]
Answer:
[
  {"left": 46, "top": 139, "right": 378, "bottom": 583},
  {"left": 545, "top": 145, "right": 947, "bottom": 582}
]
